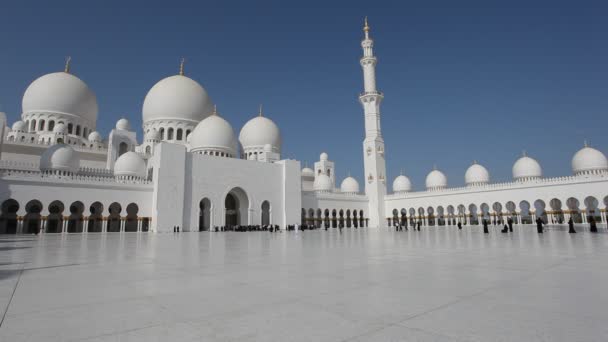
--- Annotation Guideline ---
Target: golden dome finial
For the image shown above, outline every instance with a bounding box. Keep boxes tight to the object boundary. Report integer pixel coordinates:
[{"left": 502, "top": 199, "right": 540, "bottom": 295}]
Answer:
[
  {"left": 363, "top": 16, "right": 370, "bottom": 32},
  {"left": 584, "top": 139, "right": 589, "bottom": 147},
  {"left": 212, "top": 104, "right": 218, "bottom": 116},
  {"left": 179, "top": 57, "right": 185, "bottom": 76},
  {"left": 64, "top": 56, "right": 72, "bottom": 73},
  {"left": 258, "top": 104, "right": 263, "bottom": 117}
]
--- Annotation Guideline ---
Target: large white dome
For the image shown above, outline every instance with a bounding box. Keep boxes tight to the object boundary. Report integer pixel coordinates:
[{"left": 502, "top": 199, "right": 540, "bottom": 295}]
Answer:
[
  {"left": 512, "top": 155, "right": 542, "bottom": 181},
  {"left": 239, "top": 115, "right": 281, "bottom": 153},
  {"left": 301, "top": 167, "right": 315, "bottom": 178},
  {"left": 465, "top": 162, "right": 490, "bottom": 186},
  {"left": 340, "top": 176, "right": 360, "bottom": 194},
  {"left": 11, "top": 120, "right": 26, "bottom": 132},
  {"left": 40, "top": 143, "right": 80, "bottom": 173},
  {"left": 313, "top": 174, "right": 332, "bottom": 192},
  {"left": 572, "top": 146, "right": 608, "bottom": 175},
  {"left": 425, "top": 169, "right": 447, "bottom": 190},
  {"left": 87, "top": 131, "right": 102, "bottom": 142},
  {"left": 392, "top": 175, "right": 412, "bottom": 193},
  {"left": 189, "top": 113, "right": 237, "bottom": 157},
  {"left": 142, "top": 75, "right": 213, "bottom": 124},
  {"left": 114, "top": 152, "right": 147, "bottom": 179},
  {"left": 22, "top": 72, "right": 98, "bottom": 124}
]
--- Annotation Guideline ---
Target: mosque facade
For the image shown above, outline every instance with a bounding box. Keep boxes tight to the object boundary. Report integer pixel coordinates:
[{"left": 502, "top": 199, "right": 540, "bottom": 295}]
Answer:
[{"left": 0, "top": 21, "right": 607, "bottom": 234}]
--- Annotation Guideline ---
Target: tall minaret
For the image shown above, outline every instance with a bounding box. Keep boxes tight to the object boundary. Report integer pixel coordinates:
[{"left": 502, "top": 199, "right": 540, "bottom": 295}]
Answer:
[{"left": 359, "top": 17, "right": 387, "bottom": 227}]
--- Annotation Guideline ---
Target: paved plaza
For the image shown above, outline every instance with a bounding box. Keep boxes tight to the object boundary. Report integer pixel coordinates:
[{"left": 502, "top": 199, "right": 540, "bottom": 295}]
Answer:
[{"left": 0, "top": 225, "right": 607, "bottom": 341}]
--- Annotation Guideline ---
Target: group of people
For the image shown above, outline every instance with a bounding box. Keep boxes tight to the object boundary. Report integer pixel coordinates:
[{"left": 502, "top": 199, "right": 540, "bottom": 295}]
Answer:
[
  {"left": 212, "top": 225, "right": 281, "bottom": 232},
  {"left": 391, "top": 215, "right": 604, "bottom": 235}
]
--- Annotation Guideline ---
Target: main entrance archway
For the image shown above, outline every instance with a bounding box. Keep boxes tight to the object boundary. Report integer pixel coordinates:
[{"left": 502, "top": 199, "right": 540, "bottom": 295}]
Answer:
[{"left": 224, "top": 187, "right": 249, "bottom": 229}]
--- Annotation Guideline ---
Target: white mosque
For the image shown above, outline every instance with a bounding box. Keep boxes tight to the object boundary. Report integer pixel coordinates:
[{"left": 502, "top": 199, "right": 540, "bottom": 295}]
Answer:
[{"left": 0, "top": 20, "right": 607, "bottom": 234}]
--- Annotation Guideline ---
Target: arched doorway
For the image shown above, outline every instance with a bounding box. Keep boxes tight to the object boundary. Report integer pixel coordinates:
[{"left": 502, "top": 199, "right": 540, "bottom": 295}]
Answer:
[
  {"left": 0, "top": 199, "right": 19, "bottom": 234},
  {"left": 261, "top": 201, "right": 270, "bottom": 226},
  {"left": 67, "top": 201, "right": 85, "bottom": 233},
  {"left": 87, "top": 202, "right": 104, "bottom": 232},
  {"left": 199, "top": 198, "right": 211, "bottom": 231},
  {"left": 24, "top": 200, "right": 43, "bottom": 234},
  {"left": 224, "top": 187, "right": 249, "bottom": 229},
  {"left": 125, "top": 203, "right": 138, "bottom": 232},
  {"left": 108, "top": 202, "right": 122, "bottom": 232},
  {"left": 47, "top": 201, "right": 65, "bottom": 233}
]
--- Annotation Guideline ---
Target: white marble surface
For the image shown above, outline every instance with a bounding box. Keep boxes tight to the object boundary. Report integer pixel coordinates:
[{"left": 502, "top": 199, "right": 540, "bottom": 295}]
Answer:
[{"left": 0, "top": 224, "right": 607, "bottom": 341}]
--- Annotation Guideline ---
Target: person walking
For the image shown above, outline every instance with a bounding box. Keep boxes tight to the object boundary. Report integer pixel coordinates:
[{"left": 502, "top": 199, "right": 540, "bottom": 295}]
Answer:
[
  {"left": 483, "top": 219, "right": 489, "bottom": 234},
  {"left": 589, "top": 216, "right": 598, "bottom": 233},
  {"left": 536, "top": 217, "right": 544, "bottom": 234},
  {"left": 507, "top": 217, "right": 513, "bottom": 232},
  {"left": 568, "top": 217, "right": 576, "bottom": 233}
]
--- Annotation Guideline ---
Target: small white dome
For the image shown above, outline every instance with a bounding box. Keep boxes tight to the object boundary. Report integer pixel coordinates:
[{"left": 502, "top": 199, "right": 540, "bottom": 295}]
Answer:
[
  {"left": 239, "top": 115, "right": 281, "bottom": 153},
  {"left": 320, "top": 152, "right": 328, "bottom": 161},
  {"left": 142, "top": 75, "right": 213, "bottom": 124},
  {"left": 40, "top": 143, "right": 80, "bottom": 173},
  {"left": 145, "top": 129, "right": 161, "bottom": 141},
  {"left": 189, "top": 113, "right": 237, "bottom": 156},
  {"left": 465, "top": 162, "right": 490, "bottom": 186},
  {"left": 301, "top": 167, "right": 315, "bottom": 178},
  {"left": 340, "top": 176, "right": 360, "bottom": 194},
  {"left": 313, "top": 174, "right": 332, "bottom": 192},
  {"left": 426, "top": 169, "right": 447, "bottom": 190},
  {"left": 512, "top": 155, "right": 542, "bottom": 181},
  {"left": 114, "top": 152, "right": 146, "bottom": 178},
  {"left": 11, "top": 120, "right": 26, "bottom": 132},
  {"left": 22, "top": 72, "right": 98, "bottom": 124},
  {"left": 115, "top": 118, "right": 131, "bottom": 131},
  {"left": 572, "top": 146, "right": 608, "bottom": 175},
  {"left": 87, "top": 131, "right": 102, "bottom": 142},
  {"left": 392, "top": 175, "right": 412, "bottom": 193},
  {"left": 52, "top": 123, "right": 67, "bottom": 134}
]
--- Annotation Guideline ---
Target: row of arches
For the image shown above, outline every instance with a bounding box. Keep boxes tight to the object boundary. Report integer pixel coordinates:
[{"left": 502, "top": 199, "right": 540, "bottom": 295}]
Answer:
[
  {"left": 301, "top": 208, "right": 368, "bottom": 228},
  {"left": 157, "top": 127, "right": 191, "bottom": 142},
  {"left": 25, "top": 118, "right": 91, "bottom": 139},
  {"left": 388, "top": 196, "right": 608, "bottom": 227},
  {"left": 197, "top": 188, "right": 271, "bottom": 231},
  {"left": 0, "top": 199, "right": 150, "bottom": 234}
]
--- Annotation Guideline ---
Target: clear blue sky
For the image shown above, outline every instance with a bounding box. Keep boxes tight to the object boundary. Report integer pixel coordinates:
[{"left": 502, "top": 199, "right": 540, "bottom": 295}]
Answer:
[{"left": 0, "top": 0, "right": 606, "bottom": 188}]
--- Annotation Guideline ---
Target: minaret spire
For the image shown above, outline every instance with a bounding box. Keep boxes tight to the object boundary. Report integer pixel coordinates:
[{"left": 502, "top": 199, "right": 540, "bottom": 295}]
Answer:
[
  {"left": 179, "top": 58, "right": 185, "bottom": 76},
  {"left": 358, "top": 18, "right": 386, "bottom": 227},
  {"left": 64, "top": 56, "right": 71, "bottom": 73},
  {"left": 259, "top": 104, "right": 263, "bottom": 117}
]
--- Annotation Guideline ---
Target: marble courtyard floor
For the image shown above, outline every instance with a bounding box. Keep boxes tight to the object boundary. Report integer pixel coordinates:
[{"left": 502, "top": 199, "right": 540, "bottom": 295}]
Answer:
[{"left": 0, "top": 225, "right": 607, "bottom": 341}]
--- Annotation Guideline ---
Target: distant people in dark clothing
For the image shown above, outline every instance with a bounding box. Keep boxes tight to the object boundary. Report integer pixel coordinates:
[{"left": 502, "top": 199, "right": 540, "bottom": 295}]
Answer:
[
  {"left": 501, "top": 224, "right": 509, "bottom": 233},
  {"left": 568, "top": 217, "right": 576, "bottom": 233},
  {"left": 589, "top": 217, "right": 598, "bottom": 233},
  {"left": 457, "top": 222, "right": 462, "bottom": 230},
  {"left": 417, "top": 221, "right": 421, "bottom": 231},
  {"left": 483, "top": 219, "right": 489, "bottom": 234},
  {"left": 507, "top": 217, "right": 513, "bottom": 232},
  {"left": 536, "top": 217, "right": 544, "bottom": 234}
]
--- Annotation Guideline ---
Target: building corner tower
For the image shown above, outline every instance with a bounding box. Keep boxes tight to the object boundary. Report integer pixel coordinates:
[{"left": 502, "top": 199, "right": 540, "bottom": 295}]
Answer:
[{"left": 359, "top": 17, "right": 387, "bottom": 227}]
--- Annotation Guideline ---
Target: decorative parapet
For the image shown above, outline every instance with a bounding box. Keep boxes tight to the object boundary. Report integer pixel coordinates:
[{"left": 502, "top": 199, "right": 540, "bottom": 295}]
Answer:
[
  {"left": 0, "top": 164, "right": 151, "bottom": 186},
  {"left": 385, "top": 174, "right": 608, "bottom": 199}
]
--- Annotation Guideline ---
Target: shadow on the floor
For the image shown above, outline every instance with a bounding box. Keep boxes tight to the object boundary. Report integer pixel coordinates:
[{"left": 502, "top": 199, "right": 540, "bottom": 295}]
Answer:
[{"left": 0, "top": 246, "right": 31, "bottom": 252}]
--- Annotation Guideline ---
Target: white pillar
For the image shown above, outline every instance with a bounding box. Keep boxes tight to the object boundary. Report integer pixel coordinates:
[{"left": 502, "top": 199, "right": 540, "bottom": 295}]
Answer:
[
  {"left": 137, "top": 219, "right": 142, "bottom": 232},
  {"left": 102, "top": 218, "right": 107, "bottom": 233},
  {"left": 16, "top": 218, "right": 23, "bottom": 234},
  {"left": 582, "top": 211, "right": 588, "bottom": 224},
  {"left": 601, "top": 210, "right": 607, "bottom": 225},
  {"left": 40, "top": 218, "right": 46, "bottom": 234},
  {"left": 120, "top": 219, "right": 125, "bottom": 232}
]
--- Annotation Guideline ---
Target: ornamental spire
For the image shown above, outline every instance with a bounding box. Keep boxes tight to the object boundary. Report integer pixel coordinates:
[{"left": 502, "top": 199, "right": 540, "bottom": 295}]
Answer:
[
  {"left": 211, "top": 104, "right": 217, "bottom": 116},
  {"left": 363, "top": 16, "right": 370, "bottom": 39},
  {"left": 179, "top": 58, "right": 185, "bottom": 76},
  {"left": 258, "top": 104, "right": 263, "bottom": 117},
  {"left": 64, "top": 56, "right": 71, "bottom": 73},
  {"left": 584, "top": 139, "right": 589, "bottom": 147}
]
